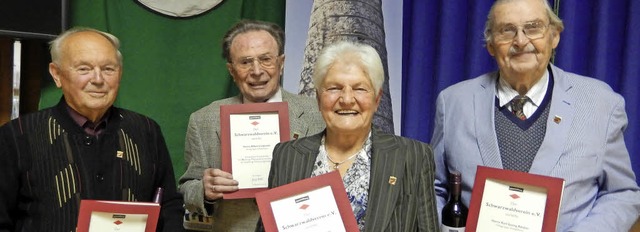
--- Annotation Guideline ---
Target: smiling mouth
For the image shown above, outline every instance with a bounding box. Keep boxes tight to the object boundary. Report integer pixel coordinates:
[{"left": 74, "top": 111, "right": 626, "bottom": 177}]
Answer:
[
  {"left": 511, "top": 51, "right": 535, "bottom": 56},
  {"left": 249, "top": 81, "right": 268, "bottom": 88},
  {"left": 87, "top": 92, "right": 107, "bottom": 97},
  {"left": 335, "top": 110, "right": 358, "bottom": 115}
]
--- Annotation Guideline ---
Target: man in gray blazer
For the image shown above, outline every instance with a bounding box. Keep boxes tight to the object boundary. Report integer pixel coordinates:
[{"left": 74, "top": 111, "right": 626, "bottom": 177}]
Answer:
[
  {"left": 178, "top": 20, "right": 325, "bottom": 231},
  {"left": 432, "top": 0, "right": 640, "bottom": 231}
]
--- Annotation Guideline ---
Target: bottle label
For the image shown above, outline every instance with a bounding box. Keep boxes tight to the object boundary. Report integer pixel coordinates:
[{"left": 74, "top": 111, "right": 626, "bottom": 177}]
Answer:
[{"left": 441, "top": 225, "right": 465, "bottom": 232}]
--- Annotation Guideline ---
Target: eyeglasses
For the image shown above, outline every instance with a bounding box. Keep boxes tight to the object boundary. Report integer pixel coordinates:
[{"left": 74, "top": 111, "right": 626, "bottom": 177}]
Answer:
[
  {"left": 493, "top": 21, "right": 549, "bottom": 44},
  {"left": 231, "top": 54, "right": 280, "bottom": 70}
]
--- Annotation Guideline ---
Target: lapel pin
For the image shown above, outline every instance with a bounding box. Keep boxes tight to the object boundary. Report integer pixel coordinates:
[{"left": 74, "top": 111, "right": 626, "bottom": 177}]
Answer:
[
  {"left": 116, "top": 150, "right": 124, "bottom": 158},
  {"left": 293, "top": 133, "right": 300, "bottom": 140},
  {"left": 388, "top": 176, "right": 397, "bottom": 185},
  {"left": 553, "top": 115, "right": 562, "bottom": 124}
]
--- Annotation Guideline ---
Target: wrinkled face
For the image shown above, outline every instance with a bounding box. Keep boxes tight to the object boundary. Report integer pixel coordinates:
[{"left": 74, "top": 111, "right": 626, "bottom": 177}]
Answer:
[
  {"left": 49, "top": 31, "right": 122, "bottom": 120},
  {"left": 226, "top": 30, "right": 284, "bottom": 103},
  {"left": 486, "top": 0, "right": 560, "bottom": 77},
  {"left": 318, "top": 62, "right": 381, "bottom": 135}
]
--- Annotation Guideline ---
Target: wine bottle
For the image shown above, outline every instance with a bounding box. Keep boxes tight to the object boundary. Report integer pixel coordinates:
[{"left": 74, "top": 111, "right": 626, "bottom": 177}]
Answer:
[
  {"left": 153, "top": 187, "right": 163, "bottom": 204},
  {"left": 441, "top": 171, "right": 468, "bottom": 232}
]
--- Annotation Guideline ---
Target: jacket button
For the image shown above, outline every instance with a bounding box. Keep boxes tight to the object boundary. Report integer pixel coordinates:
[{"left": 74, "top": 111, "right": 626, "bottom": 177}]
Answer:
[
  {"left": 95, "top": 174, "right": 104, "bottom": 181},
  {"left": 83, "top": 136, "right": 93, "bottom": 146}
]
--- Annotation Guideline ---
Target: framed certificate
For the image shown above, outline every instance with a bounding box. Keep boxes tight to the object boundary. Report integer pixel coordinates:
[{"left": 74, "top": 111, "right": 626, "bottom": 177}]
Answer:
[
  {"left": 255, "top": 171, "right": 359, "bottom": 232},
  {"left": 220, "top": 102, "right": 290, "bottom": 199},
  {"left": 467, "top": 166, "right": 565, "bottom": 232},
  {"left": 76, "top": 200, "right": 160, "bottom": 232}
]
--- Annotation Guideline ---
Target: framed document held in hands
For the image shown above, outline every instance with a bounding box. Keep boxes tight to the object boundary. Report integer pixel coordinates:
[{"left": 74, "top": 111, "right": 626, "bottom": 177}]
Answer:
[
  {"left": 466, "top": 166, "right": 565, "bottom": 232},
  {"left": 76, "top": 200, "right": 160, "bottom": 232},
  {"left": 220, "top": 102, "right": 290, "bottom": 199},
  {"left": 255, "top": 171, "right": 359, "bottom": 232}
]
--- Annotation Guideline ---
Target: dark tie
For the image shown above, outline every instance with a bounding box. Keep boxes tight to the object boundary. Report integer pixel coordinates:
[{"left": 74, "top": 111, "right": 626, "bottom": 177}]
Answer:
[{"left": 510, "top": 95, "right": 528, "bottom": 120}]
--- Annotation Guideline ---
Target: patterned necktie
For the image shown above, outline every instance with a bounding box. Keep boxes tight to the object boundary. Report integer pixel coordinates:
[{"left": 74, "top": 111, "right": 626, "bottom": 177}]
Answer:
[{"left": 510, "top": 95, "right": 528, "bottom": 120}]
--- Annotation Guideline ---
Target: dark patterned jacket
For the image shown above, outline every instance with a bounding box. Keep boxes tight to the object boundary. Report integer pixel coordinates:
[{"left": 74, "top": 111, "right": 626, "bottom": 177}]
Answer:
[
  {"left": 0, "top": 98, "right": 184, "bottom": 232},
  {"left": 261, "top": 127, "right": 439, "bottom": 231}
]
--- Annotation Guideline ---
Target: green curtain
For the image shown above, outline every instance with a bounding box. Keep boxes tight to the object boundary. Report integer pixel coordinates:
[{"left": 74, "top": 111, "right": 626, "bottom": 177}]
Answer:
[{"left": 39, "top": 0, "right": 286, "bottom": 179}]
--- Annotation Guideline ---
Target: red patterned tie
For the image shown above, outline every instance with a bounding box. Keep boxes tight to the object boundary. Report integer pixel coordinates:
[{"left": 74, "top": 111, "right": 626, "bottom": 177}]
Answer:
[{"left": 511, "top": 95, "right": 528, "bottom": 120}]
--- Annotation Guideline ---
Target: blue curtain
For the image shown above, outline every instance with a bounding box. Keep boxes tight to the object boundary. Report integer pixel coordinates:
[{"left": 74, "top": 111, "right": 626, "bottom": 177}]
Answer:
[{"left": 402, "top": 0, "right": 640, "bottom": 184}]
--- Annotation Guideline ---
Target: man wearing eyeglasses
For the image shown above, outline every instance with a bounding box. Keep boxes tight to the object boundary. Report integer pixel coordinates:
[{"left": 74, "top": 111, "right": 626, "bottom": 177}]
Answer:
[
  {"left": 178, "top": 20, "right": 325, "bottom": 231},
  {"left": 432, "top": 0, "right": 640, "bottom": 231}
]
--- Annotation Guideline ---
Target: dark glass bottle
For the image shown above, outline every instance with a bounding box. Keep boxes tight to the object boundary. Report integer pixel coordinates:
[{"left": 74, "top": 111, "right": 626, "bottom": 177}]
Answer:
[{"left": 441, "top": 171, "right": 468, "bottom": 232}]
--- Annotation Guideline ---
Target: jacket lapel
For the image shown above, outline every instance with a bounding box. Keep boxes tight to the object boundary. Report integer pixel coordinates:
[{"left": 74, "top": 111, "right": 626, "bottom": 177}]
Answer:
[
  {"left": 475, "top": 73, "right": 503, "bottom": 168},
  {"left": 282, "top": 90, "right": 307, "bottom": 140},
  {"left": 364, "top": 128, "right": 405, "bottom": 232},
  {"left": 529, "top": 65, "right": 575, "bottom": 175},
  {"left": 291, "top": 131, "right": 323, "bottom": 181}
]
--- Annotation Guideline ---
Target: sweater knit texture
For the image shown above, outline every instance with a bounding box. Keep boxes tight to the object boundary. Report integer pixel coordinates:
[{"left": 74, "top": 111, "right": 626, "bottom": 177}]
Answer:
[
  {"left": 0, "top": 98, "right": 184, "bottom": 232},
  {"left": 495, "top": 102, "right": 550, "bottom": 172}
]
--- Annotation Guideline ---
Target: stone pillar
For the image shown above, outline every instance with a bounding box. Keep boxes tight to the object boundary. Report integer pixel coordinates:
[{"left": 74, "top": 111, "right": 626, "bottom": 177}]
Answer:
[{"left": 299, "top": 0, "right": 394, "bottom": 133}]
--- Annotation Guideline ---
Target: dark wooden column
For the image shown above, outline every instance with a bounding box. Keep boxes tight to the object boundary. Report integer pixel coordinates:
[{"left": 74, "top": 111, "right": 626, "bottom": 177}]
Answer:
[
  {"left": 0, "top": 37, "right": 12, "bottom": 125},
  {"left": 0, "top": 36, "right": 49, "bottom": 126}
]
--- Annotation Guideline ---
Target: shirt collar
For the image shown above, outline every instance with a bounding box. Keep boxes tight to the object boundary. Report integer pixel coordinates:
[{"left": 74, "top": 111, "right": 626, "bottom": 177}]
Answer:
[
  {"left": 496, "top": 69, "right": 549, "bottom": 107},
  {"left": 242, "top": 87, "right": 282, "bottom": 103},
  {"left": 66, "top": 105, "right": 110, "bottom": 136}
]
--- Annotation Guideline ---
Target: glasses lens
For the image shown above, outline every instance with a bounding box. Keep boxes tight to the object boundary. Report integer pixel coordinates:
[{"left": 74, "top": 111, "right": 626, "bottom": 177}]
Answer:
[
  {"left": 236, "top": 58, "right": 254, "bottom": 69},
  {"left": 524, "top": 23, "right": 545, "bottom": 40},
  {"left": 495, "top": 25, "right": 517, "bottom": 43},
  {"left": 258, "top": 55, "right": 275, "bottom": 68},
  {"left": 235, "top": 55, "right": 277, "bottom": 70},
  {"left": 493, "top": 22, "right": 547, "bottom": 43}
]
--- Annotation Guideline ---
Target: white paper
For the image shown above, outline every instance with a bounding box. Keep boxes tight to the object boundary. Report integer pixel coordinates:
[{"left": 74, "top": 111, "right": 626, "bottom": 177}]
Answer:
[
  {"left": 476, "top": 178, "right": 547, "bottom": 232},
  {"left": 88, "top": 211, "right": 148, "bottom": 232},
  {"left": 229, "top": 113, "right": 281, "bottom": 189},
  {"left": 270, "top": 186, "right": 346, "bottom": 232}
]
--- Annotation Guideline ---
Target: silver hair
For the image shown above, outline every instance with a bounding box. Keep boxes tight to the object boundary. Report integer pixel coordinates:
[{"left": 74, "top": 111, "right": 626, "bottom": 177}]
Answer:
[
  {"left": 221, "top": 20, "right": 285, "bottom": 62},
  {"left": 483, "top": 0, "right": 565, "bottom": 43},
  {"left": 312, "top": 41, "right": 384, "bottom": 96},
  {"left": 49, "top": 27, "right": 123, "bottom": 65}
]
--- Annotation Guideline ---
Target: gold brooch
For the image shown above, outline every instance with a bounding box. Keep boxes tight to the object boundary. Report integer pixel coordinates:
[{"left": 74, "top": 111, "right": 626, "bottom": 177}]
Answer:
[{"left": 388, "top": 176, "right": 397, "bottom": 185}]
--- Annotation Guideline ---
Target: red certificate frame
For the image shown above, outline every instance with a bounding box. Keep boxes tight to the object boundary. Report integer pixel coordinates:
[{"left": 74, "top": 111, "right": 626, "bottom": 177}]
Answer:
[
  {"left": 220, "top": 102, "right": 290, "bottom": 199},
  {"left": 76, "top": 200, "right": 160, "bottom": 232},
  {"left": 255, "top": 171, "right": 359, "bottom": 232},
  {"left": 467, "top": 166, "right": 565, "bottom": 232}
]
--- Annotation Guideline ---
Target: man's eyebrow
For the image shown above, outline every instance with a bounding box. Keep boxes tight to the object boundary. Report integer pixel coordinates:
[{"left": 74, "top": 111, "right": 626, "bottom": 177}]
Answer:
[
  {"left": 524, "top": 19, "right": 545, "bottom": 24},
  {"left": 496, "top": 19, "right": 544, "bottom": 27}
]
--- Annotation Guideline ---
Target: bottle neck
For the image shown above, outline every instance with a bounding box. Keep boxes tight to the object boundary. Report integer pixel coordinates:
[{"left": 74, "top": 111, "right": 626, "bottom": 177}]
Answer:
[{"left": 449, "top": 182, "right": 462, "bottom": 202}]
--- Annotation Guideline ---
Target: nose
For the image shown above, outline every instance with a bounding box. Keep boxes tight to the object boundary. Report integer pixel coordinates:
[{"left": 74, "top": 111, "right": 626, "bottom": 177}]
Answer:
[
  {"left": 249, "top": 60, "right": 264, "bottom": 75},
  {"left": 90, "top": 68, "right": 105, "bottom": 84},
  {"left": 513, "top": 29, "right": 530, "bottom": 46},
  {"left": 339, "top": 88, "right": 355, "bottom": 104}
]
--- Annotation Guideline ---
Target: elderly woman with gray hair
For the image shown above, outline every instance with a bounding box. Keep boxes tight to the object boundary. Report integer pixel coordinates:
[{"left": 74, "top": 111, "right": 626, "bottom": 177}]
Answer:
[{"left": 258, "top": 41, "right": 439, "bottom": 231}]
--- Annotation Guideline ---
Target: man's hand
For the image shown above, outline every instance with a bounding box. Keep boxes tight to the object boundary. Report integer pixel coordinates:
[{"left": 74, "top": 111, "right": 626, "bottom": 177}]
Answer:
[{"left": 202, "top": 168, "right": 239, "bottom": 201}]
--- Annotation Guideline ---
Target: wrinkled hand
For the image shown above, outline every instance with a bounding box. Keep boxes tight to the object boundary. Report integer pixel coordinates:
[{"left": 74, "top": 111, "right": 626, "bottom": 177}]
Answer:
[{"left": 203, "top": 168, "right": 239, "bottom": 201}]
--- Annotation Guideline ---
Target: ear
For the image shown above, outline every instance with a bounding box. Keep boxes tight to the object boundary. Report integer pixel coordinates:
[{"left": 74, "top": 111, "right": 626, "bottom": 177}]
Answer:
[
  {"left": 551, "top": 30, "right": 560, "bottom": 49},
  {"left": 49, "top": 63, "right": 63, "bottom": 88},
  {"left": 375, "top": 89, "right": 383, "bottom": 105},
  {"left": 486, "top": 41, "right": 496, "bottom": 57},
  {"left": 279, "top": 55, "right": 285, "bottom": 73},
  {"left": 315, "top": 90, "right": 321, "bottom": 106}
]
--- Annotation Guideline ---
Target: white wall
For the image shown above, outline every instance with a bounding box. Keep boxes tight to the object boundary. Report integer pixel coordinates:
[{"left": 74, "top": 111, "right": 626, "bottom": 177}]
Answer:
[{"left": 283, "top": 0, "right": 403, "bottom": 135}]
